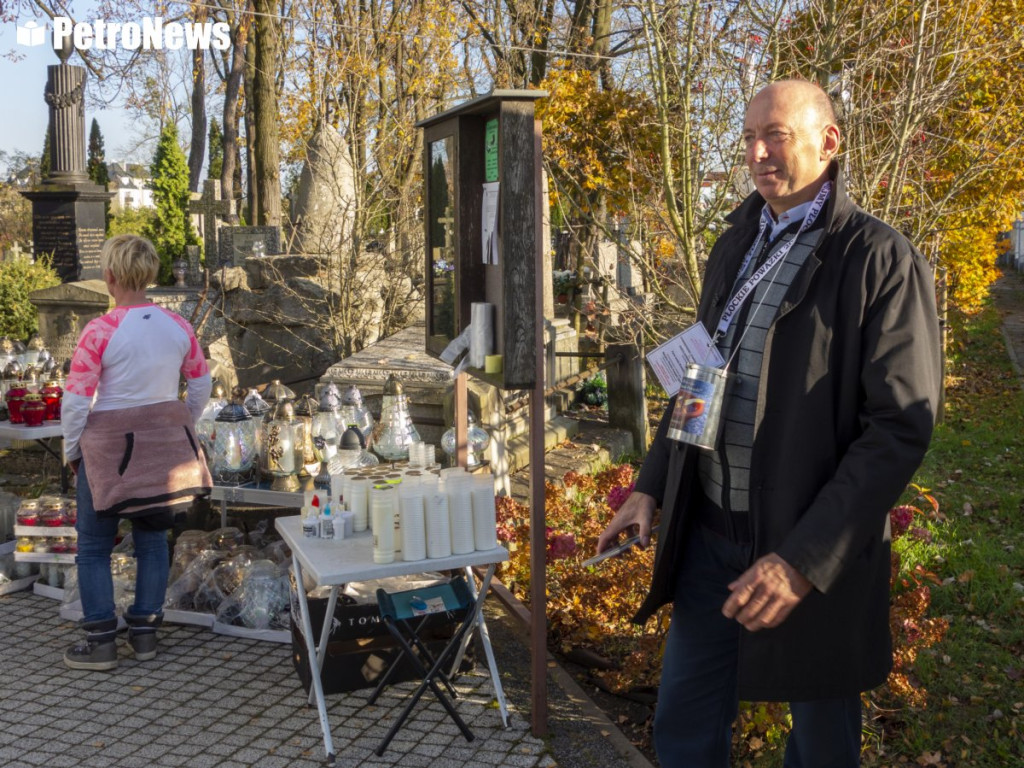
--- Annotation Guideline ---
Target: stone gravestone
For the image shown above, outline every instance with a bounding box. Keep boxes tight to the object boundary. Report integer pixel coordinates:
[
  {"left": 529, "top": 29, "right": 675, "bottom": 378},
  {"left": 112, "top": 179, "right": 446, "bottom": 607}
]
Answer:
[
  {"left": 189, "top": 178, "right": 235, "bottom": 266},
  {"left": 217, "top": 226, "right": 282, "bottom": 267},
  {"left": 291, "top": 121, "right": 356, "bottom": 255},
  {"left": 20, "top": 39, "right": 112, "bottom": 282},
  {"left": 186, "top": 245, "right": 202, "bottom": 287},
  {"left": 3, "top": 242, "right": 27, "bottom": 262},
  {"left": 28, "top": 280, "right": 113, "bottom": 366}
]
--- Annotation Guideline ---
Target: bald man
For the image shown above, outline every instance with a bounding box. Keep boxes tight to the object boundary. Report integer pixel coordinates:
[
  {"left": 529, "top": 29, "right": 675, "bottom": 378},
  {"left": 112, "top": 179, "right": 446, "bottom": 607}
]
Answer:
[{"left": 597, "top": 80, "right": 942, "bottom": 766}]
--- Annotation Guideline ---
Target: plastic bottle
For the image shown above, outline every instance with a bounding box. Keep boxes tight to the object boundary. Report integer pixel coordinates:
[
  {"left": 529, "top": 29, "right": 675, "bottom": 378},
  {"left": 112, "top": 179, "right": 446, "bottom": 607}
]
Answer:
[
  {"left": 319, "top": 502, "right": 335, "bottom": 540},
  {"left": 302, "top": 506, "right": 318, "bottom": 538}
]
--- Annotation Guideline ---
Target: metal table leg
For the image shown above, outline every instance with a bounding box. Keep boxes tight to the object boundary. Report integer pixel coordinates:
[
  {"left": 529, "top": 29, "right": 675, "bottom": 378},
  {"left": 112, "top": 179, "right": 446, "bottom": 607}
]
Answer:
[
  {"left": 453, "top": 564, "right": 510, "bottom": 728},
  {"left": 307, "top": 585, "right": 339, "bottom": 707},
  {"left": 292, "top": 554, "right": 336, "bottom": 765}
]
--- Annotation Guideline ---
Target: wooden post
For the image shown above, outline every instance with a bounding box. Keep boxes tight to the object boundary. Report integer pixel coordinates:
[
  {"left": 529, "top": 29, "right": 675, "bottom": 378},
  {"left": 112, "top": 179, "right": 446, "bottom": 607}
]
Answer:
[
  {"left": 606, "top": 340, "right": 648, "bottom": 456},
  {"left": 529, "top": 118, "right": 548, "bottom": 737}
]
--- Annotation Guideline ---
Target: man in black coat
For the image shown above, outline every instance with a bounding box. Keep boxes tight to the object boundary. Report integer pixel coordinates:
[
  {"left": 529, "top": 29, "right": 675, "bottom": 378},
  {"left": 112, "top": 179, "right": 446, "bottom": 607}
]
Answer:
[{"left": 596, "top": 80, "right": 942, "bottom": 766}]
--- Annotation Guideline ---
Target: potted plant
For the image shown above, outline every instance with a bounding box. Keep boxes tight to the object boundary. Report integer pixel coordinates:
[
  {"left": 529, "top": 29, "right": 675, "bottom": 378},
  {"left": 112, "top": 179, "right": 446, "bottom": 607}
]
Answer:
[{"left": 552, "top": 270, "right": 578, "bottom": 303}]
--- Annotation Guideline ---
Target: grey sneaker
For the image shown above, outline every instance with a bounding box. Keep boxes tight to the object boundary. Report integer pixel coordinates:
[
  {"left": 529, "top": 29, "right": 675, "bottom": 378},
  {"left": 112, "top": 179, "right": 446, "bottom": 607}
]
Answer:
[{"left": 64, "top": 619, "right": 119, "bottom": 671}]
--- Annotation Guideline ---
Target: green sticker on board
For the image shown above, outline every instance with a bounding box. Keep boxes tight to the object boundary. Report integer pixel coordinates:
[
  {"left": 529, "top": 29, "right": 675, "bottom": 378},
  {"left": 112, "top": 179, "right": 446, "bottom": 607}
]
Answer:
[{"left": 484, "top": 118, "right": 499, "bottom": 182}]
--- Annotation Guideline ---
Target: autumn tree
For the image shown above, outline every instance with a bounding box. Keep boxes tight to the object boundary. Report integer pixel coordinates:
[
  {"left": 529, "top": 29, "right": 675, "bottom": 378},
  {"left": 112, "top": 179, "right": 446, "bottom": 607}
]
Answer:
[
  {"left": 776, "top": 0, "right": 1024, "bottom": 312},
  {"left": 250, "top": 0, "right": 283, "bottom": 226}
]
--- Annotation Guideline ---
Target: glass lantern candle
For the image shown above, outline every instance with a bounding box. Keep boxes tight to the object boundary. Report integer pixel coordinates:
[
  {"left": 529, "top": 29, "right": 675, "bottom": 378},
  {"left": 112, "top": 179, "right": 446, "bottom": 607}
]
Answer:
[
  {"left": 20, "top": 334, "right": 47, "bottom": 367},
  {"left": 0, "top": 338, "right": 15, "bottom": 399},
  {"left": 370, "top": 375, "right": 421, "bottom": 462},
  {"left": 21, "top": 366, "right": 42, "bottom": 394},
  {"left": 40, "top": 379, "right": 62, "bottom": 421},
  {"left": 310, "top": 390, "right": 341, "bottom": 489},
  {"left": 293, "top": 393, "right": 322, "bottom": 478},
  {"left": 5, "top": 381, "right": 28, "bottom": 424},
  {"left": 196, "top": 379, "right": 229, "bottom": 459},
  {"left": 21, "top": 392, "right": 46, "bottom": 427},
  {"left": 441, "top": 410, "right": 491, "bottom": 468},
  {"left": 242, "top": 387, "right": 271, "bottom": 474},
  {"left": 263, "top": 379, "right": 296, "bottom": 406},
  {"left": 262, "top": 399, "right": 304, "bottom": 492},
  {"left": 3, "top": 359, "right": 23, "bottom": 400},
  {"left": 338, "top": 384, "right": 375, "bottom": 448},
  {"left": 211, "top": 387, "right": 259, "bottom": 486},
  {"left": 331, "top": 425, "right": 379, "bottom": 472}
]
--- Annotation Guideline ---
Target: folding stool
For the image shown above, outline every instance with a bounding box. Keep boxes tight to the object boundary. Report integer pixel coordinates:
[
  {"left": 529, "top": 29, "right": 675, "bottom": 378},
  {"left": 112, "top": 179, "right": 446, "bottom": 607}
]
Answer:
[{"left": 369, "top": 575, "right": 477, "bottom": 755}]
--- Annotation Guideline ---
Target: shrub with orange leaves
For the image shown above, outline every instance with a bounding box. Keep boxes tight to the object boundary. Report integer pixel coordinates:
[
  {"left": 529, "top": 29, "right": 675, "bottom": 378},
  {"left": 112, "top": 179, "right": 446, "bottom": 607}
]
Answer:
[{"left": 495, "top": 463, "right": 669, "bottom": 692}]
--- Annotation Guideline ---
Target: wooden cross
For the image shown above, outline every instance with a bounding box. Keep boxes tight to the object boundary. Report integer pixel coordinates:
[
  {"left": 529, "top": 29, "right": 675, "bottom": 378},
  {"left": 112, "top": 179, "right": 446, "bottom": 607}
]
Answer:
[{"left": 189, "top": 179, "right": 236, "bottom": 262}]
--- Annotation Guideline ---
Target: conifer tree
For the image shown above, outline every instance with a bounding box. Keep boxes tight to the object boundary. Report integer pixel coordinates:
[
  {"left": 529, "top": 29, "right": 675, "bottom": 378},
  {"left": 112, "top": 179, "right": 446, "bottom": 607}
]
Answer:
[
  {"left": 87, "top": 119, "right": 112, "bottom": 232},
  {"left": 87, "top": 119, "right": 110, "bottom": 187},
  {"left": 208, "top": 119, "right": 224, "bottom": 182},
  {"left": 145, "top": 123, "right": 198, "bottom": 284},
  {"left": 39, "top": 125, "right": 51, "bottom": 180}
]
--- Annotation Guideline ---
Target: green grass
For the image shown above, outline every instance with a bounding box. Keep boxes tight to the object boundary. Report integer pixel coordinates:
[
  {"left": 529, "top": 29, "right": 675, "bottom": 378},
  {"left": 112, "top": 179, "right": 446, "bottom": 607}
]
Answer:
[
  {"left": 739, "top": 299, "right": 1024, "bottom": 767},
  {"left": 871, "top": 304, "right": 1024, "bottom": 767}
]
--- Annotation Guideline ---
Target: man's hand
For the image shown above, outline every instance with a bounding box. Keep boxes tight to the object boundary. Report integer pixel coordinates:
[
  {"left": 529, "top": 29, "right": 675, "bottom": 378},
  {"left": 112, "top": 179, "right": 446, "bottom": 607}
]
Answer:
[
  {"left": 68, "top": 458, "right": 81, "bottom": 475},
  {"left": 595, "top": 492, "right": 657, "bottom": 554},
  {"left": 722, "top": 553, "right": 813, "bottom": 631}
]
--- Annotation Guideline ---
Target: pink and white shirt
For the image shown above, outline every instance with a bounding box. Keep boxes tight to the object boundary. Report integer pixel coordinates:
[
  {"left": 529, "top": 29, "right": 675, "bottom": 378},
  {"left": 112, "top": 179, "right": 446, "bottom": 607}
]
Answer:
[{"left": 62, "top": 304, "right": 211, "bottom": 461}]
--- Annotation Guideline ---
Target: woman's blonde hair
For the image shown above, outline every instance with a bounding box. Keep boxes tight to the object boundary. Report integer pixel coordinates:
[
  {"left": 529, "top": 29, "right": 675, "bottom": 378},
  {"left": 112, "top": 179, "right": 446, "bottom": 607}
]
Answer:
[{"left": 100, "top": 235, "right": 160, "bottom": 292}]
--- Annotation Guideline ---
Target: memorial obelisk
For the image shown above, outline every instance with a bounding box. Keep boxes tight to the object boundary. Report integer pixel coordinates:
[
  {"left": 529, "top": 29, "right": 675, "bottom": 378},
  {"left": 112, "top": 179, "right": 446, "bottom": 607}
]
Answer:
[{"left": 20, "top": 35, "right": 112, "bottom": 282}]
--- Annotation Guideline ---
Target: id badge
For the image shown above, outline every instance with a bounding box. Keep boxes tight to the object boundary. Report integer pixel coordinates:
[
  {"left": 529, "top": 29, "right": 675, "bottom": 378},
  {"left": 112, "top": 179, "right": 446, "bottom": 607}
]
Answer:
[{"left": 666, "top": 362, "right": 734, "bottom": 451}]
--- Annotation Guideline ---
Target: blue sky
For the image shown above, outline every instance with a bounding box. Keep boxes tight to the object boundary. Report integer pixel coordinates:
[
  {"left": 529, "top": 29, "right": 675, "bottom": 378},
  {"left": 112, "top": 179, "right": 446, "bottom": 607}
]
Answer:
[{"left": 0, "top": 14, "right": 158, "bottom": 168}]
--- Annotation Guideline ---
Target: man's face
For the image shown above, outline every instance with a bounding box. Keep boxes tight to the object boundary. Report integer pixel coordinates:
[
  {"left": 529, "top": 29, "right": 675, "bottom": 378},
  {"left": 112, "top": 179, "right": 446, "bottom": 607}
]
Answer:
[{"left": 743, "top": 86, "right": 835, "bottom": 215}]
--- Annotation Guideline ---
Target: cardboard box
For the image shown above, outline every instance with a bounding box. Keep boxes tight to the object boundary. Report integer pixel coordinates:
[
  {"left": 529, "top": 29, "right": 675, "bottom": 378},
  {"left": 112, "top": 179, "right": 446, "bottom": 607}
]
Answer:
[{"left": 291, "top": 594, "right": 470, "bottom": 695}]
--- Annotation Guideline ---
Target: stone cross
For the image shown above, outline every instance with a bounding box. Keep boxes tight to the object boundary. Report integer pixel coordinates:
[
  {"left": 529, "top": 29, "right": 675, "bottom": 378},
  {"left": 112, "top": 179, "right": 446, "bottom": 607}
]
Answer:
[
  {"left": 8, "top": 242, "right": 24, "bottom": 261},
  {"left": 189, "top": 179, "right": 236, "bottom": 262}
]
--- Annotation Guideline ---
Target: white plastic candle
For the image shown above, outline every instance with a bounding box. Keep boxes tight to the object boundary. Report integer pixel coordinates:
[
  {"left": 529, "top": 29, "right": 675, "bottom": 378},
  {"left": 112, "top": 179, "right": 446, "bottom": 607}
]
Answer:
[
  {"left": 371, "top": 487, "right": 395, "bottom": 564},
  {"left": 348, "top": 477, "right": 369, "bottom": 532},
  {"left": 471, "top": 473, "right": 498, "bottom": 551},
  {"left": 399, "top": 488, "right": 427, "bottom": 561},
  {"left": 447, "top": 475, "right": 475, "bottom": 555},
  {"left": 425, "top": 492, "right": 451, "bottom": 559}
]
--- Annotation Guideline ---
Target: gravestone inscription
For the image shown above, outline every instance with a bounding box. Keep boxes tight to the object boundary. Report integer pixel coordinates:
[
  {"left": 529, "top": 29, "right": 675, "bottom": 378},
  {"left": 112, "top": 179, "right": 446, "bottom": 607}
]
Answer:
[{"left": 217, "top": 226, "right": 281, "bottom": 266}]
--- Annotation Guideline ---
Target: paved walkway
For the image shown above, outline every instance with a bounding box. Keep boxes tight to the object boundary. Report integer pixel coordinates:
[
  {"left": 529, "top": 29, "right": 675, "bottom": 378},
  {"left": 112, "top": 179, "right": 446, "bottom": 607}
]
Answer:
[{"left": 992, "top": 268, "right": 1024, "bottom": 386}]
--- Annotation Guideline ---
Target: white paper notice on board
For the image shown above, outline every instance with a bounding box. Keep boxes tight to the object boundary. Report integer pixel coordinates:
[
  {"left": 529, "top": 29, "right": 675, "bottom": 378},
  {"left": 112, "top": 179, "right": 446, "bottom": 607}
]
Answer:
[
  {"left": 481, "top": 182, "right": 500, "bottom": 264},
  {"left": 646, "top": 323, "right": 725, "bottom": 396}
]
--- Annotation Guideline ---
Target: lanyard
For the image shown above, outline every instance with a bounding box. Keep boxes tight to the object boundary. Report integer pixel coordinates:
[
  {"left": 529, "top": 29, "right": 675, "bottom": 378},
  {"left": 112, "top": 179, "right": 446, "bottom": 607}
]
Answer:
[{"left": 713, "top": 182, "right": 832, "bottom": 342}]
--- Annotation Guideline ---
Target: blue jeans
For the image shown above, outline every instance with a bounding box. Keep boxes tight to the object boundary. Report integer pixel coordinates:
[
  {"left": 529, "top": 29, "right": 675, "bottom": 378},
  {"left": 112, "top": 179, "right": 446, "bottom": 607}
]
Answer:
[
  {"left": 74, "top": 462, "right": 169, "bottom": 623},
  {"left": 653, "top": 525, "right": 861, "bottom": 768}
]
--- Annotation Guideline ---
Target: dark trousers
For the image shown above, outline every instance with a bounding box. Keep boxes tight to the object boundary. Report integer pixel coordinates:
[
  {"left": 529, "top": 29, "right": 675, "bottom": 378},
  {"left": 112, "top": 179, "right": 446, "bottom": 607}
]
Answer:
[{"left": 653, "top": 525, "right": 862, "bottom": 767}]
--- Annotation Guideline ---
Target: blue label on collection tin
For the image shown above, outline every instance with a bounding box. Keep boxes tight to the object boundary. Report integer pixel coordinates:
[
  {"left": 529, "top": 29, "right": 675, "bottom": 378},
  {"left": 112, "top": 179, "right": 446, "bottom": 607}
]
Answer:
[{"left": 670, "top": 377, "right": 715, "bottom": 436}]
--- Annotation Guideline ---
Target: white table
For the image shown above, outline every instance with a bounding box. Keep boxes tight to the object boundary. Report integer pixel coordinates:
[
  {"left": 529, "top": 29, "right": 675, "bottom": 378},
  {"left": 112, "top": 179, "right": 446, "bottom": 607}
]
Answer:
[
  {"left": 209, "top": 482, "right": 305, "bottom": 527},
  {"left": 0, "top": 423, "right": 69, "bottom": 493},
  {"left": 275, "top": 515, "right": 510, "bottom": 765}
]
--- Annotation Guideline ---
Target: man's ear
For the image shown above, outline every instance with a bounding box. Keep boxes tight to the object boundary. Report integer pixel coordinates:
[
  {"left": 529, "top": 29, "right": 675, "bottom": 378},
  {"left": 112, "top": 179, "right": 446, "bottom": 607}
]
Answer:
[{"left": 821, "top": 124, "right": 841, "bottom": 160}]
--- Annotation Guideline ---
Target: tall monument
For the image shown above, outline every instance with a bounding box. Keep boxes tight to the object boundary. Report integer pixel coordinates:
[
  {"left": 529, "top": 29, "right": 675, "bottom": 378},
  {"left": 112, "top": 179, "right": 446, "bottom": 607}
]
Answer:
[{"left": 20, "top": 36, "right": 112, "bottom": 282}]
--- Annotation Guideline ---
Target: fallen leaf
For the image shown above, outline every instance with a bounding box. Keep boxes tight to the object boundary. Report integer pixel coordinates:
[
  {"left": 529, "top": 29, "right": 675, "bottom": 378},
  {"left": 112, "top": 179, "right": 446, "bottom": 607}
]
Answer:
[
  {"left": 962, "top": 502, "right": 973, "bottom": 516},
  {"left": 916, "top": 750, "right": 943, "bottom": 765},
  {"left": 957, "top": 570, "right": 975, "bottom": 583}
]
